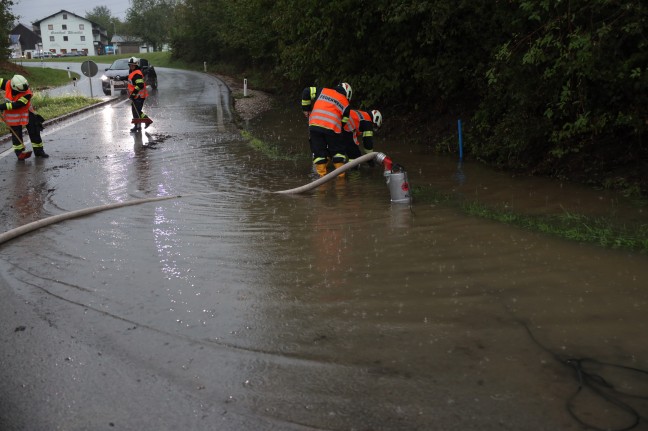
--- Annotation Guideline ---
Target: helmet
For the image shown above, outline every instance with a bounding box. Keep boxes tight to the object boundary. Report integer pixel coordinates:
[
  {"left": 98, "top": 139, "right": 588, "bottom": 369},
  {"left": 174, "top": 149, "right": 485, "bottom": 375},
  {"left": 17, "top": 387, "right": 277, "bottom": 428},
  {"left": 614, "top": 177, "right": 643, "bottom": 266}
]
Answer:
[
  {"left": 127, "top": 57, "right": 139, "bottom": 66},
  {"left": 371, "top": 109, "right": 383, "bottom": 128},
  {"left": 337, "top": 82, "right": 352, "bottom": 101},
  {"left": 11, "top": 75, "right": 29, "bottom": 92}
]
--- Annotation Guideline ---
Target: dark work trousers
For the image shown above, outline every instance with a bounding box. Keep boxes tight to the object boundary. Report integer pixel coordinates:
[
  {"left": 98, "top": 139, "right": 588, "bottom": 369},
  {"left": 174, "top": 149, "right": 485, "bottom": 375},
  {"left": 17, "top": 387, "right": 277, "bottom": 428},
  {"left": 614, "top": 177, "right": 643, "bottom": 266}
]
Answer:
[
  {"left": 130, "top": 97, "right": 145, "bottom": 120},
  {"left": 10, "top": 111, "right": 43, "bottom": 150},
  {"left": 309, "top": 130, "right": 345, "bottom": 164}
]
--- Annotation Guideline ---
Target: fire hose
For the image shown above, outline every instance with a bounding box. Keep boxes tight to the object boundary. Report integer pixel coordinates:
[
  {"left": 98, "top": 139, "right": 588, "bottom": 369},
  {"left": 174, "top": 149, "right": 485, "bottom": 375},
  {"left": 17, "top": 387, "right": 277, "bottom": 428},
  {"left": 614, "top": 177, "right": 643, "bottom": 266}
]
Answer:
[{"left": 0, "top": 153, "right": 409, "bottom": 247}]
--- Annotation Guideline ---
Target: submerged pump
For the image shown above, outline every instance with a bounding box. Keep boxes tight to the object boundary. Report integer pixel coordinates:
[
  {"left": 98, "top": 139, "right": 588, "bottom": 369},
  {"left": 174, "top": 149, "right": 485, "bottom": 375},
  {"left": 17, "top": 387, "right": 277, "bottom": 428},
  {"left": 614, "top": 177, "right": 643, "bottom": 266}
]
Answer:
[
  {"left": 374, "top": 153, "right": 411, "bottom": 204},
  {"left": 276, "top": 152, "right": 412, "bottom": 204}
]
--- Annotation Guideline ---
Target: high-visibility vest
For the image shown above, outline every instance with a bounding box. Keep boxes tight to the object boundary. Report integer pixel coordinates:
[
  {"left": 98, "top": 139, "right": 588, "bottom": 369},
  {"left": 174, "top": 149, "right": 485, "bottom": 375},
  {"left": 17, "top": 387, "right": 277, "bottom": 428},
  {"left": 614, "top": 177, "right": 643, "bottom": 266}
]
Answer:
[
  {"left": 128, "top": 69, "right": 148, "bottom": 98},
  {"left": 308, "top": 88, "right": 348, "bottom": 133},
  {"left": 344, "top": 109, "right": 372, "bottom": 146},
  {"left": 3, "top": 81, "right": 31, "bottom": 126}
]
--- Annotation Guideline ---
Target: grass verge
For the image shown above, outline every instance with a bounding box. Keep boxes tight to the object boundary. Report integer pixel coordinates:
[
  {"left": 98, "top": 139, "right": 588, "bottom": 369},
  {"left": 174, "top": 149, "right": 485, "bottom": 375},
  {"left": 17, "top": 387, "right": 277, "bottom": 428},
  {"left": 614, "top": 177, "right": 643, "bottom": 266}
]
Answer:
[
  {"left": 412, "top": 185, "right": 648, "bottom": 253},
  {"left": 0, "top": 64, "right": 100, "bottom": 136}
]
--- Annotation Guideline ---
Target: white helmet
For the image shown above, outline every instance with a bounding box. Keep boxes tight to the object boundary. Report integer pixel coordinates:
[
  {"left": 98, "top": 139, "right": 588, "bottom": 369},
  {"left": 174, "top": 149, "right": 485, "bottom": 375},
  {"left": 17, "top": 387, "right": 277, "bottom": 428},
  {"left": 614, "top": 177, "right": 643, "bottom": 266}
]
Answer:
[
  {"left": 338, "top": 82, "right": 352, "bottom": 101},
  {"left": 127, "top": 57, "right": 139, "bottom": 66},
  {"left": 371, "top": 109, "right": 383, "bottom": 128},
  {"left": 11, "top": 75, "right": 29, "bottom": 92}
]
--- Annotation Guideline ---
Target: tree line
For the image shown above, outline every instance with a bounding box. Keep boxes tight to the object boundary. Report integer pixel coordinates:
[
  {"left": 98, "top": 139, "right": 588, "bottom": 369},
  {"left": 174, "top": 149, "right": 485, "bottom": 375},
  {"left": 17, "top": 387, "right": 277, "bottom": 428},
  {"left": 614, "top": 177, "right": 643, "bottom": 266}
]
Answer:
[
  {"left": 3, "top": 0, "right": 646, "bottom": 194},
  {"left": 171, "top": 0, "right": 647, "bottom": 194}
]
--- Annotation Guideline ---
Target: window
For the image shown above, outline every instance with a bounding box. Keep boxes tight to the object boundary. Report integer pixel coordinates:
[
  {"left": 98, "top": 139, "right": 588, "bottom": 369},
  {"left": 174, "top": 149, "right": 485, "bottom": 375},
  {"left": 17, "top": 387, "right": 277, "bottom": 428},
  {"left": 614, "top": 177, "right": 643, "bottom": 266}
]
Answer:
[
  {"left": 79, "top": 24, "right": 84, "bottom": 30},
  {"left": 48, "top": 24, "right": 53, "bottom": 30},
  {"left": 63, "top": 36, "right": 68, "bottom": 41},
  {"left": 81, "top": 36, "right": 86, "bottom": 41},
  {"left": 63, "top": 14, "right": 67, "bottom": 19},
  {"left": 62, "top": 25, "right": 67, "bottom": 30},
  {"left": 50, "top": 36, "right": 55, "bottom": 41}
]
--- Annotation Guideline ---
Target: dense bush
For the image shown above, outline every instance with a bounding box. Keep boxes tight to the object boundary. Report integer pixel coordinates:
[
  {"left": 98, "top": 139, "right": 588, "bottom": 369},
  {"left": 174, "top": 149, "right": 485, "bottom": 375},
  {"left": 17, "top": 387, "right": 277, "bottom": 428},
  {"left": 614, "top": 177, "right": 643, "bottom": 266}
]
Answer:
[{"left": 156, "top": 0, "right": 648, "bottom": 194}]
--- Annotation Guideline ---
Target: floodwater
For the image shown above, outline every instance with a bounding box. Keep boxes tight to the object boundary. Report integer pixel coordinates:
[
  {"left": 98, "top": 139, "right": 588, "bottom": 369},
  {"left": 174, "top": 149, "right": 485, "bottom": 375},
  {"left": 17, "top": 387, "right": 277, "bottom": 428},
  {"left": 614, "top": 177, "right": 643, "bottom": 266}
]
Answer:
[{"left": 0, "top": 69, "right": 647, "bottom": 431}]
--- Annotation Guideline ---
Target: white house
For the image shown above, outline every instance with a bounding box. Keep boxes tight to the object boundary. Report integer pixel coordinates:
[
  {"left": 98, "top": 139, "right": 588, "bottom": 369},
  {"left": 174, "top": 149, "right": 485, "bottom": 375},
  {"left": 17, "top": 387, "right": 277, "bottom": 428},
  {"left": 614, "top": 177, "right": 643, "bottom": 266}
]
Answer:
[{"left": 32, "top": 10, "right": 109, "bottom": 56}]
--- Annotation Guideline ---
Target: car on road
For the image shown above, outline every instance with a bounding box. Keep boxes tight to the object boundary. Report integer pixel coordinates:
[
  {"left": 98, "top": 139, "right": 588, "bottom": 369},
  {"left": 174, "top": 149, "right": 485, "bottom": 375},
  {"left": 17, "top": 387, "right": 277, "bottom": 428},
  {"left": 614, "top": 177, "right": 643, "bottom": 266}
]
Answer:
[{"left": 100, "top": 57, "right": 158, "bottom": 96}]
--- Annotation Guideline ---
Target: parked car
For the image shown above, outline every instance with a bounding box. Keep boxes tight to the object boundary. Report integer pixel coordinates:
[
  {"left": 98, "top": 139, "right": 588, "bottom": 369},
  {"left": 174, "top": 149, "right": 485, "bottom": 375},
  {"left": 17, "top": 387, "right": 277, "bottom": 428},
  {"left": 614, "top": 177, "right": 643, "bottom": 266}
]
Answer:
[
  {"left": 100, "top": 58, "right": 158, "bottom": 96},
  {"left": 33, "top": 52, "right": 54, "bottom": 59},
  {"left": 63, "top": 51, "right": 87, "bottom": 57}
]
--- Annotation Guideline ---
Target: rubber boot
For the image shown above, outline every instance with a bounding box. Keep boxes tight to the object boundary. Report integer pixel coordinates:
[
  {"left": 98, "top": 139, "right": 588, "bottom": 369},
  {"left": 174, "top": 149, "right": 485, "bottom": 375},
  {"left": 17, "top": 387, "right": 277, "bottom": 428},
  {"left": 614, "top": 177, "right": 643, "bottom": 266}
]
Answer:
[
  {"left": 333, "top": 162, "right": 346, "bottom": 177},
  {"left": 315, "top": 163, "right": 328, "bottom": 177},
  {"left": 15, "top": 150, "right": 32, "bottom": 160},
  {"left": 34, "top": 148, "right": 49, "bottom": 158}
]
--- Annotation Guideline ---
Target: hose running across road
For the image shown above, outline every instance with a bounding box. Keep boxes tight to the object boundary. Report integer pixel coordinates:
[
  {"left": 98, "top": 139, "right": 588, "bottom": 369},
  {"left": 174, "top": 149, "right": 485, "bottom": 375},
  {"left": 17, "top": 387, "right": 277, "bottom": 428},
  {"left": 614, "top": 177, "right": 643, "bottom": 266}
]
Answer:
[{"left": 0, "top": 152, "right": 392, "bottom": 247}]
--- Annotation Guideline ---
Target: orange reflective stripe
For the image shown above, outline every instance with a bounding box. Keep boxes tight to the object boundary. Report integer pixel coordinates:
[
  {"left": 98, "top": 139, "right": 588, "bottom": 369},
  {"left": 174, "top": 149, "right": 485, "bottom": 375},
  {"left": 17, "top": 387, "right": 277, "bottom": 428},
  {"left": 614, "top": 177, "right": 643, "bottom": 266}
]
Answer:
[
  {"left": 308, "top": 88, "right": 348, "bottom": 133},
  {"left": 3, "top": 81, "right": 30, "bottom": 126},
  {"left": 127, "top": 70, "right": 148, "bottom": 98}
]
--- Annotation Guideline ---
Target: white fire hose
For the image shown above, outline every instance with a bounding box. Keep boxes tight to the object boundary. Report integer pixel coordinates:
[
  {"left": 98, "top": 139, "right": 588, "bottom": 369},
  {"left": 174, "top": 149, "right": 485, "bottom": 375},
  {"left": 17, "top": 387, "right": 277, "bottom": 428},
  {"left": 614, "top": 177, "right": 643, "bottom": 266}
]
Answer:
[{"left": 0, "top": 153, "right": 409, "bottom": 247}]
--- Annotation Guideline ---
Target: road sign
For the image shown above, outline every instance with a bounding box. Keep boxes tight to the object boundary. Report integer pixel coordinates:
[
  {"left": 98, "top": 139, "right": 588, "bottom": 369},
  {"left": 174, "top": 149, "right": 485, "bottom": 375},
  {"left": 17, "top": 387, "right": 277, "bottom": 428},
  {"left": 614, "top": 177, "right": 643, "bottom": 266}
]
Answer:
[{"left": 81, "top": 60, "right": 98, "bottom": 78}]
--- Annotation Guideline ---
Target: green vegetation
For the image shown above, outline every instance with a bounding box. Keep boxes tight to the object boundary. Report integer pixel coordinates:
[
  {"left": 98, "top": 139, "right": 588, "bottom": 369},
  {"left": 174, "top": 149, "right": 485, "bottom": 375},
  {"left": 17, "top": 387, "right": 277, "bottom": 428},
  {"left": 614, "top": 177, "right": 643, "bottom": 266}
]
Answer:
[
  {"left": 0, "top": 65, "right": 100, "bottom": 135},
  {"left": 3, "top": 1, "right": 647, "bottom": 195},
  {"left": 12, "top": 65, "right": 81, "bottom": 89},
  {"left": 240, "top": 130, "right": 304, "bottom": 162},
  {"left": 167, "top": 0, "right": 647, "bottom": 196},
  {"left": 411, "top": 186, "right": 648, "bottom": 253}
]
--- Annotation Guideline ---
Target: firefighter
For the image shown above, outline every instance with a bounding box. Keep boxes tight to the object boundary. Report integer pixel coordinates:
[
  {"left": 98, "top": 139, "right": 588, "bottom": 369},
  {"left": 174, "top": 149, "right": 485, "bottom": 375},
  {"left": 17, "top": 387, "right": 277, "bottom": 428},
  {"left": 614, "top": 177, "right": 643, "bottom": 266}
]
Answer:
[
  {"left": 342, "top": 109, "right": 382, "bottom": 165},
  {"left": 301, "top": 82, "right": 352, "bottom": 177},
  {"left": 127, "top": 57, "right": 152, "bottom": 133},
  {"left": 0, "top": 74, "right": 48, "bottom": 159}
]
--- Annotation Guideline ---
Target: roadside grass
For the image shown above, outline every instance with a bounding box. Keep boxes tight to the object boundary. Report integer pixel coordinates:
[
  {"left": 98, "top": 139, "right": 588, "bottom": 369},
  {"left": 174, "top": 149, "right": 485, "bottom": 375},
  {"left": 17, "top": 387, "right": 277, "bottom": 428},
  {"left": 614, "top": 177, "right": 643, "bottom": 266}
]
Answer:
[
  {"left": 0, "top": 64, "right": 99, "bottom": 136},
  {"left": 412, "top": 185, "right": 648, "bottom": 253},
  {"left": 240, "top": 130, "right": 305, "bottom": 162},
  {"left": 7, "top": 57, "right": 648, "bottom": 253}
]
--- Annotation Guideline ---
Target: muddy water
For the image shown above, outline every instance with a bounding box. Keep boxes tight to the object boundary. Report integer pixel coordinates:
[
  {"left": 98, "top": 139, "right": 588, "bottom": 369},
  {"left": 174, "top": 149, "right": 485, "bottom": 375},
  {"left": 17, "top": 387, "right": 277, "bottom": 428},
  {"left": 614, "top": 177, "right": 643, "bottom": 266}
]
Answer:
[{"left": 1, "top": 74, "right": 647, "bottom": 430}]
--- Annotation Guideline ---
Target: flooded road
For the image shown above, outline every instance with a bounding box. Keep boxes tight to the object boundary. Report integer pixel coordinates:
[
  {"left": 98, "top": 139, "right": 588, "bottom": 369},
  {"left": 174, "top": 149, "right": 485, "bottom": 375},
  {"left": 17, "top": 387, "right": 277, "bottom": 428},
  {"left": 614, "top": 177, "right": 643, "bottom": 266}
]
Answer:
[{"left": 1, "top": 69, "right": 647, "bottom": 431}]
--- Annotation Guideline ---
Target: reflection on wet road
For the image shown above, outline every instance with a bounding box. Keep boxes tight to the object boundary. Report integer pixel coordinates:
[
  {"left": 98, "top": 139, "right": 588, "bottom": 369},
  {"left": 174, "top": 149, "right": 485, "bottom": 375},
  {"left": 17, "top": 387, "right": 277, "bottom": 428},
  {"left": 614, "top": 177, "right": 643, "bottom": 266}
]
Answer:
[{"left": 1, "top": 68, "right": 647, "bottom": 431}]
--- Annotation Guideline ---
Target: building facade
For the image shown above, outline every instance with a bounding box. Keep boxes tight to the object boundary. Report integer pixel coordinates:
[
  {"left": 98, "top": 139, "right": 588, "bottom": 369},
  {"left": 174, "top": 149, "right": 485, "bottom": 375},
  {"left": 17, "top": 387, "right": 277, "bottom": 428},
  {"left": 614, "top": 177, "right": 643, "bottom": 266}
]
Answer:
[
  {"left": 9, "top": 24, "right": 41, "bottom": 58},
  {"left": 32, "top": 10, "right": 109, "bottom": 56}
]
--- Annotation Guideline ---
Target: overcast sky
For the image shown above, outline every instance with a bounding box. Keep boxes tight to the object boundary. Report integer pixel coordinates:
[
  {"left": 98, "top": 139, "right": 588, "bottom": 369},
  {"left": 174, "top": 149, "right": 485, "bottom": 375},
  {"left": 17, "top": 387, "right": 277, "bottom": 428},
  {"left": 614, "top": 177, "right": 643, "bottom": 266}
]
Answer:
[{"left": 10, "top": 0, "right": 132, "bottom": 26}]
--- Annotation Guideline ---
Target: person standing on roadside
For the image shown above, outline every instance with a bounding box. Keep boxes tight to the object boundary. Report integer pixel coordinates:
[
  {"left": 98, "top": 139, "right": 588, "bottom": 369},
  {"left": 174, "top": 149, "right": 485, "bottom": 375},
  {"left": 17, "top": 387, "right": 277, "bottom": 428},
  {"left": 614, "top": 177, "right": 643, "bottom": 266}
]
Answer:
[
  {"left": 342, "top": 109, "right": 382, "bottom": 165},
  {"left": 301, "top": 82, "right": 352, "bottom": 177},
  {"left": 127, "top": 57, "right": 152, "bottom": 133},
  {"left": 0, "top": 74, "right": 49, "bottom": 159}
]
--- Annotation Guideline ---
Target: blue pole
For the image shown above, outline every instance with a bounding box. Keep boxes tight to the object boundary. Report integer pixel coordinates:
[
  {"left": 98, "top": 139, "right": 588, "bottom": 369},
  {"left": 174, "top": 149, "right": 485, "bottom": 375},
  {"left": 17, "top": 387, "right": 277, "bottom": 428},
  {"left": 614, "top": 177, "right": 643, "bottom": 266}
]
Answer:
[{"left": 457, "top": 119, "right": 464, "bottom": 161}]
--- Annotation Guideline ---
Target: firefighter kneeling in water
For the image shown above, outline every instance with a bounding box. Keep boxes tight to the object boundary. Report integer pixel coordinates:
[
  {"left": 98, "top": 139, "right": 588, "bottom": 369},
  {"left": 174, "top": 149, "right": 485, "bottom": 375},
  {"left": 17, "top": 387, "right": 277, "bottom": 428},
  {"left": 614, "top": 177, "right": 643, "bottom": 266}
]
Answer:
[
  {"left": 342, "top": 109, "right": 382, "bottom": 166},
  {"left": 0, "top": 74, "right": 48, "bottom": 159},
  {"left": 301, "top": 82, "right": 352, "bottom": 177}
]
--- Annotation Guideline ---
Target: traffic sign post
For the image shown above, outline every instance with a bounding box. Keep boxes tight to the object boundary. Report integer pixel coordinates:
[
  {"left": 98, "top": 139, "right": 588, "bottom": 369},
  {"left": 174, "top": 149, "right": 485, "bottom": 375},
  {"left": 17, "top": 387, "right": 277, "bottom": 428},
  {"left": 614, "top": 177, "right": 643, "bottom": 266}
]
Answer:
[{"left": 81, "top": 60, "right": 99, "bottom": 98}]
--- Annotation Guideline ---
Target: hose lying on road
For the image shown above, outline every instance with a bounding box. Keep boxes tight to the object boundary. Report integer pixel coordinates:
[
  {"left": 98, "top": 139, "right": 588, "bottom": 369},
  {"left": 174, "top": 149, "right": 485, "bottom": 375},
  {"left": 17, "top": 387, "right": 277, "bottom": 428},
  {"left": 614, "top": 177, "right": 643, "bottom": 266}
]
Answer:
[
  {"left": 0, "top": 195, "right": 181, "bottom": 247},
  {"left": 0, "top": 152, "right": 390, "bottom": 247}
]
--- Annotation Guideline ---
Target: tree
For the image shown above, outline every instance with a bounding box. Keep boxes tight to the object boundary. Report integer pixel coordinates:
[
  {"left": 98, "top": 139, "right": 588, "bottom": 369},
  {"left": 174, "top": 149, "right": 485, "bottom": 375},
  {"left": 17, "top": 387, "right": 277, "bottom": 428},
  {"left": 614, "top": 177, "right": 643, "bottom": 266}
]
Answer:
[
  {"left": 85, "top": 6, "right": 119, "bottom": 40},
  {"left": 0, "top": 0, "right": 16, "bottom": 59},
  {"left": 126, "top": 0, "right": 177, "bottom": 51}
]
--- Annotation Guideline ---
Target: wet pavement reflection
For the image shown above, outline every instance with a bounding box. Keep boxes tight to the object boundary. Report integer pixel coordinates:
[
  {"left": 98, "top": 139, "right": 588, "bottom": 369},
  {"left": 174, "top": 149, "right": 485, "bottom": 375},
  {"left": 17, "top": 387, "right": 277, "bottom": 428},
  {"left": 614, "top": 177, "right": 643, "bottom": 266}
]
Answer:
[{"left": 0, "top": 69, "right": 647, "bottom": 431}]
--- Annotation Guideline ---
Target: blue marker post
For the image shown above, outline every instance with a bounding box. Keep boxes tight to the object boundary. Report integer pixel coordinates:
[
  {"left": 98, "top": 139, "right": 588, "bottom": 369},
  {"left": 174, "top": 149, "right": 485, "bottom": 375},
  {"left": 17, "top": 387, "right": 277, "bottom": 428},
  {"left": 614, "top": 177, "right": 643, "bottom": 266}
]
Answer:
[{"left": 457, "top": 119, "right": 464, "bottom": 161}]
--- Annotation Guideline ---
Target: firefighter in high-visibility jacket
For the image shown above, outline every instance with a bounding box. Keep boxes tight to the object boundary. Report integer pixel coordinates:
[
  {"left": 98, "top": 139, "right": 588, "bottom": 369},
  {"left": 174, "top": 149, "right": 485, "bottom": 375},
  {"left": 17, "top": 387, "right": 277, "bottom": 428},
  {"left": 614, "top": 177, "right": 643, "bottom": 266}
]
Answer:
[
  {"left": 0, "top": 75, "right": 48, "bottom": 159},
  {"left": 127, "top": 57, "right": 151, "bottom": 133},
  {"left": 301, "top": 82, "right": 352, "bottom": 177},
  {"left": 342, "top": 109, "right": 383, "bottom": 164}
]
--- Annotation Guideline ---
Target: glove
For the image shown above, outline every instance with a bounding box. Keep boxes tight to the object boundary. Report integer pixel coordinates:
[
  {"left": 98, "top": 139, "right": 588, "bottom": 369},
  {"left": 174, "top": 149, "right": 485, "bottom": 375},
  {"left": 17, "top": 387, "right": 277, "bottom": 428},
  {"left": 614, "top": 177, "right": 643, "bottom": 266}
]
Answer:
[
  {"left": 35, "top": 114, "right": 45, "bottom": 130},
  {"left": 129, "top": 93, "right": 137, "bottom": 100}
]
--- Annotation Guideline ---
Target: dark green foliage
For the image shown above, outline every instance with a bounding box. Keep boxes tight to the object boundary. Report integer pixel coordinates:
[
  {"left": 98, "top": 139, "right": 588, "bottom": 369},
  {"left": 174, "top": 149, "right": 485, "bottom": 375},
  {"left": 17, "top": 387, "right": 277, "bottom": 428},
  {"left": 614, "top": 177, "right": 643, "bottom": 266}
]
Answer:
[
  {"left": 1, "top": 0, "right": 16, "bottom": 59},
  {"left": 168, "top": 0, "right": 648, "bottom": 195},
  {"left": 470, "top": 0, "right": 648, "bottom": 191}
]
